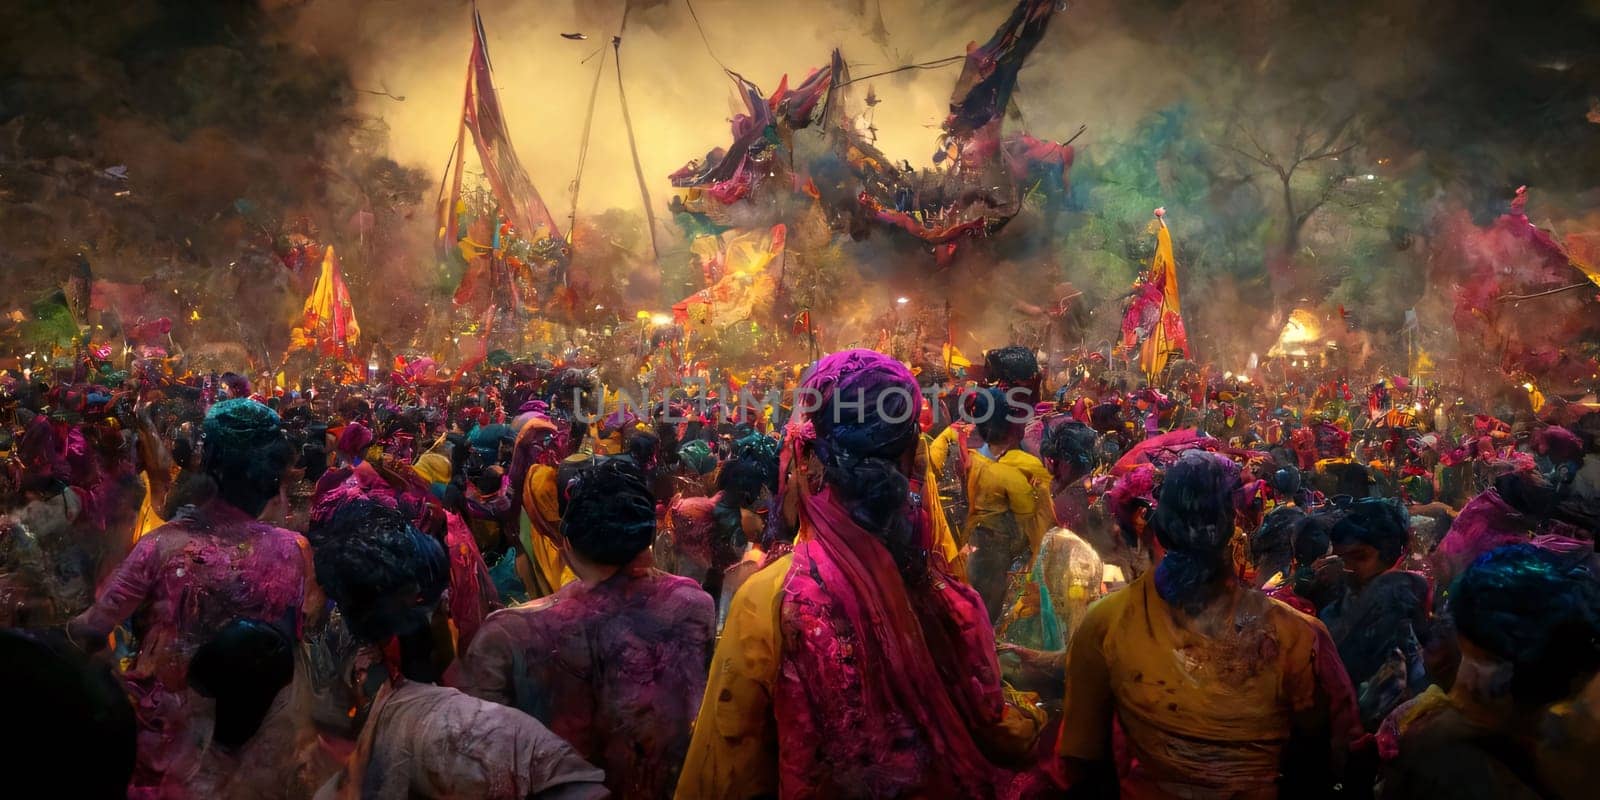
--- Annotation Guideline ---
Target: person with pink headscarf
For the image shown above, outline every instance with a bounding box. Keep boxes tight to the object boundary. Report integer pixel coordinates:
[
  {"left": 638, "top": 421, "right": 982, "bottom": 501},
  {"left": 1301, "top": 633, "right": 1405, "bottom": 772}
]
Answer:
[{"left": 676, "top": 349, "right": 1042, "bottom": 799}]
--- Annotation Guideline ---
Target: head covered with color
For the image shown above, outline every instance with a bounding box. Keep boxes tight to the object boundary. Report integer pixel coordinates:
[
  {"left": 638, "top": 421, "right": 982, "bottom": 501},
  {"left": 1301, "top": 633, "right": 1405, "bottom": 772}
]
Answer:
[
  {"left": 1151, "top": 450, "right": 1242, "bottom": 614},
  {"left": 785, "top": 349, "right": 926, "bottom": 581},
  {"left": 202, "top": 398, "right": 291, "bottom": 516}
]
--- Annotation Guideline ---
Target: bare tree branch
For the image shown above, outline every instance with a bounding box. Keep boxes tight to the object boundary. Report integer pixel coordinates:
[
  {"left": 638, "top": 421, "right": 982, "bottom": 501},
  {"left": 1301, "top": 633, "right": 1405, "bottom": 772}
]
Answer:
[
  {"left": 1303, "top": 113, "right": 1358, "bottom": 162},
  {"left": 1231, "top": 122, "right": 1288, "bottom": 180},
  {"left": 1217, "top": 140, "right": 1277, "bottom": 172},
  {"left": 1291, "top": 119, "right": 1310, "bottom": 164}
]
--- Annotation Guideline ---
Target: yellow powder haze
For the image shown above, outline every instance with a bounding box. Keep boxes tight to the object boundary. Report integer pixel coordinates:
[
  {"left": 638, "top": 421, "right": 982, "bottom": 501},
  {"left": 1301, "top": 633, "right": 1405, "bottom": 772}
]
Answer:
[{"left": 287, "top": 0, "right": 1172, "bottom": 219}]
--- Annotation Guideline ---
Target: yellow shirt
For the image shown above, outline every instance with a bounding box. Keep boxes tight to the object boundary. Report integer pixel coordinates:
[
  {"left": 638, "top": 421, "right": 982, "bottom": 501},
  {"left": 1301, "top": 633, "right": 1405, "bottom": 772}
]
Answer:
[
  {"left": 132, "top": 471, "right": 165, "bottom": 543},
  {"left": 919, "top": 436, "right": 961, "bottom": 571},
  {"left": 1059, "top": 572, "right": 1331, "bottom": 795},
  {"left": 675, "top": 553, "right": 791, "bottom": 799},
  {"left": 927, "top": 424, "right": 967, "bottom": 475},
  {"left": 676, "top": 544, "right": 1042, "bottom": 799},
  {"left": 964, "top": 447, "right": 1054, "bottom": 556}
]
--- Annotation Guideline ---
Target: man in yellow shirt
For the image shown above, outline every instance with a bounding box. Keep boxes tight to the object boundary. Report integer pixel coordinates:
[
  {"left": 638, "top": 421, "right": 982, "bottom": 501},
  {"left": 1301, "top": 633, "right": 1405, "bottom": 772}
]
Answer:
[{"left": 963, "top": 388, "right": 1055, "bottom": 621}]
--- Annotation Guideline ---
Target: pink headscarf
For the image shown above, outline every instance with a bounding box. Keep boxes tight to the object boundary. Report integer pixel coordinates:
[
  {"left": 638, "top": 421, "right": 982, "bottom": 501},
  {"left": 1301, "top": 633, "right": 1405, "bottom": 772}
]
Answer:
[
  {"left": 779, "top": 350, "right": 1008, "bottom": 796},
  {"left": 335, "top": 422, "right": 374, "bottom": 462}
]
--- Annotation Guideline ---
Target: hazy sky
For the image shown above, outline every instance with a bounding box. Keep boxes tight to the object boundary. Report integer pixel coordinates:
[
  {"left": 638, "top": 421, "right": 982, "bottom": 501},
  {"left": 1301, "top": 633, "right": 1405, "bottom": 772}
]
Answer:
[{"left": 294, "top": 0, "right": 1171, "bottom": 216}]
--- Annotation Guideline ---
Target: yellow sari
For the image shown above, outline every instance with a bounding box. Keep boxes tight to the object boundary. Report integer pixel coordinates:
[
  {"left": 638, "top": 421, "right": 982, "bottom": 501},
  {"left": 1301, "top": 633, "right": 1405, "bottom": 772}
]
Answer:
[{"left": 519, "top": 464, "right": 576, "bottom": 596}]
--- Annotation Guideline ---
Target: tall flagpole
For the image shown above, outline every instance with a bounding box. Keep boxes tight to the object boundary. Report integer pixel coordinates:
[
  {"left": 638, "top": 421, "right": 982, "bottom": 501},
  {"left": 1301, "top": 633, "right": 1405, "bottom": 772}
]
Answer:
[
  {"left": 611, "top": 4, "right": 663, "bottom": 265},
  {"left": 440, "top": 18, "right": 474, "bottom": 259}
]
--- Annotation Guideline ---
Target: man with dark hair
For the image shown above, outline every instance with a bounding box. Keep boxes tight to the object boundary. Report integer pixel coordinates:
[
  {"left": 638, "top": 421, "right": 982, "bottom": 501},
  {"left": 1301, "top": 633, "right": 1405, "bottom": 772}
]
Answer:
[
  {"left": 1320, "top": 498, "right": 1431, "bottom": 730},
  {"left": 1038, "top": 419, "right": 1099, "bottom": 533},
  {"left": 186, "top": 619, "right": 322, "bottom": 798},
  {"left": 1382, "top": 544, "right": 1600, "bottom": 799},
  {"left": 189, "top": 620, "right": 295, "bottom": 750},
  {"left": 311, "top": 500, "right": 606, "bottom": 800},
  {"left": 665, "top": 454, "right": 768, "bottom": 610},
  {"left": 70, "top": 399, "right": 317, "bottom": 797},
  {"left": 1249, "top": 505, "right": 1308, "bottom": 590},
  {"left": 460, "top": 460, "right": 714, "bottom": 798}
]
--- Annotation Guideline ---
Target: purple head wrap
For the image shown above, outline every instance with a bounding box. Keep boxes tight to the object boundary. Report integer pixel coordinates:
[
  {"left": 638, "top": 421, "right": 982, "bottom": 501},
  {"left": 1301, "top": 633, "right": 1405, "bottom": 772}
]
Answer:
[{"left": 800, "top": 349, "right": 922, "bottom": 467}]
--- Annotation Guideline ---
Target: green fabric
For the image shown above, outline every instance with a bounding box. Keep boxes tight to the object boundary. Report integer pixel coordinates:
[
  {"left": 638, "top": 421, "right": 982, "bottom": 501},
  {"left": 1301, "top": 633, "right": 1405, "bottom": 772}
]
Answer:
[
  {"left": 678, "top": 439, "right": 716, "bottom": 474},
  {"left": 203, "top": 398, "right": 281, "bottom": 450}
]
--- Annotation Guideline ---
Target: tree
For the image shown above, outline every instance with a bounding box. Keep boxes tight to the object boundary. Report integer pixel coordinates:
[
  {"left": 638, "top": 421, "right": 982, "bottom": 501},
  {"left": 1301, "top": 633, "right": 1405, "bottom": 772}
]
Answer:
[
  {"left": 1055, "top": 106, "right": 1268, "bottom": 352},
  {"left": 1220, "top": 96, "right": 1365, "bottom": 306}
]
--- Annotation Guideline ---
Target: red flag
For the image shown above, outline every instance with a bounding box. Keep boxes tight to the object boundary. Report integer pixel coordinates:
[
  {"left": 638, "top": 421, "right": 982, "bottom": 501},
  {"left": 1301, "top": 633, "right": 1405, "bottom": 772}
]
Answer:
[
  {"left": 440, "top": 8, "right": 562, "bottom": 254},
  {"left": 793, "top": 309, "right": 811, "bottom": 335}
]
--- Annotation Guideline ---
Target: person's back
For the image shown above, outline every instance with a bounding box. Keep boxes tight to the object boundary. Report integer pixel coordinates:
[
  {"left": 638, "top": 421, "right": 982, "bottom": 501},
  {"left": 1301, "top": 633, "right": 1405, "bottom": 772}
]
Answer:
[
  {"left": 1059, "top": 452, "right": 1358, "bottom": 798},
  {"left": 463, "top": 459, "right": 713, "bottom": 797},
  {"left": 320, "top": 679, "right": 605, "bottom": 800},
  {"left": 461, "top": 570, "right": 712, "bottom": 797},
  {"left": 14, "top": 483, "right": 90, "bottom": 613},
  {"left": 1062, "top": 570, "right": 1338, "bottom": 795},
  {"left": 775, "top": 534, "right": 1035, "bottom": 797},
  {"left": 309, "top": 500, "right": 607, "bottom": 800},
  {"left": 76, "top": 507, "right": 311, "bottom": 687},
  {"left": 678, "top": 351, "right": 1048, "bottom": 800},
  {"left": 68, "top": 399, "right": 312, "bottom": 796},
  {"left": 997, "top": 525, "right": 1104, "bottom": 652},
  {"left": 964, "top": 402, "right": 1053, "bottom": 621},
  {"left": 1381, "top": 543, "right": 1600, "bottom": 800},
  {"left": 186, "top": 619, "right": 329, "bottom": 800}
]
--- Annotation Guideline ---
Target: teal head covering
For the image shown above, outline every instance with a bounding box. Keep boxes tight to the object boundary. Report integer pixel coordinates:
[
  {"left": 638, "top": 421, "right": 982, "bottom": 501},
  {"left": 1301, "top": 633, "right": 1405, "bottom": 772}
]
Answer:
[
  {"left": 677, "top": 440, "right": 717, "bottom": 475},
  {"left": 732, "top": 432, "right": 779, "bottom": 465},
  {"left": 203, "top": 398, "right": 282, "bottom": 453}
]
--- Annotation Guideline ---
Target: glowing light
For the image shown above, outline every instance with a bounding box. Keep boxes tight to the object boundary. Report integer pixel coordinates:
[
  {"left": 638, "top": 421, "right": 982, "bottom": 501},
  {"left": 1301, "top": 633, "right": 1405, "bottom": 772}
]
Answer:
[
  {"left": 1523, "top": 382, "right": 1535, "bottom": 391},
  {"left": 1268, "top": 309, "right": 1322, "bottom": 358},
  {"left": 651, "top": 313, "right": 673, "bottom": 326},
  {"left": 896, "top": 297, "right": 909, "bottom": 305},
  {"left": 1414, "top": 402, "right": 1424, "bottom": 412},
  {"left": 1223, "top": 371, "right": 1233, "bottom": 380},
  {"left": 1238, "top": 375, "right": 1250, "bottom": 383},
  {"left": 189, "top": 310, "right": 201, "bottom": 321}
]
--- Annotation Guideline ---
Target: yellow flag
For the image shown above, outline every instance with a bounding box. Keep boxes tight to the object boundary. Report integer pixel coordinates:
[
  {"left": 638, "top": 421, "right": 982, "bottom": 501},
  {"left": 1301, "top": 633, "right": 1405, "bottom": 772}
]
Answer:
[
  {"left": 941, "top": 343, "right": 972, "bottom": 369},
  {"left": 300, "top": 245, "right": 361, "bottom": 355},
  {"left": 1152, "top": 217, "right": 1180, "bottom": 310},
  {"left": 1138, "top": 214, "right": 1186, "bottom": 378}
]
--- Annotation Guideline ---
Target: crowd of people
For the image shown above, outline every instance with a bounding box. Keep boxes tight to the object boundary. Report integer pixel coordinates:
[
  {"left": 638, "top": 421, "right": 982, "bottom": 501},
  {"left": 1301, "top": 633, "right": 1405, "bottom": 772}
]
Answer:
[{"left": 1, "top": 343, "right": 1597, "bottom": 799}]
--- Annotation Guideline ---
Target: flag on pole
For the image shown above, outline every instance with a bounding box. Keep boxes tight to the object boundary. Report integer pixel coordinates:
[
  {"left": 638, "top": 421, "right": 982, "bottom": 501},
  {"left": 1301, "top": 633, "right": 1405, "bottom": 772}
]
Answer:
[
  {"left": 298, "top": 245, "right": 361, "bottom": 359},
  {"left": 438, "top": 6, "right": 562, "bottom": 254},
  {"left": 1122, "top": 208, "right": 1190, "bottom": 379},
  {"left": 941, "top": 342, "right": 972, "bottom": 369}
]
